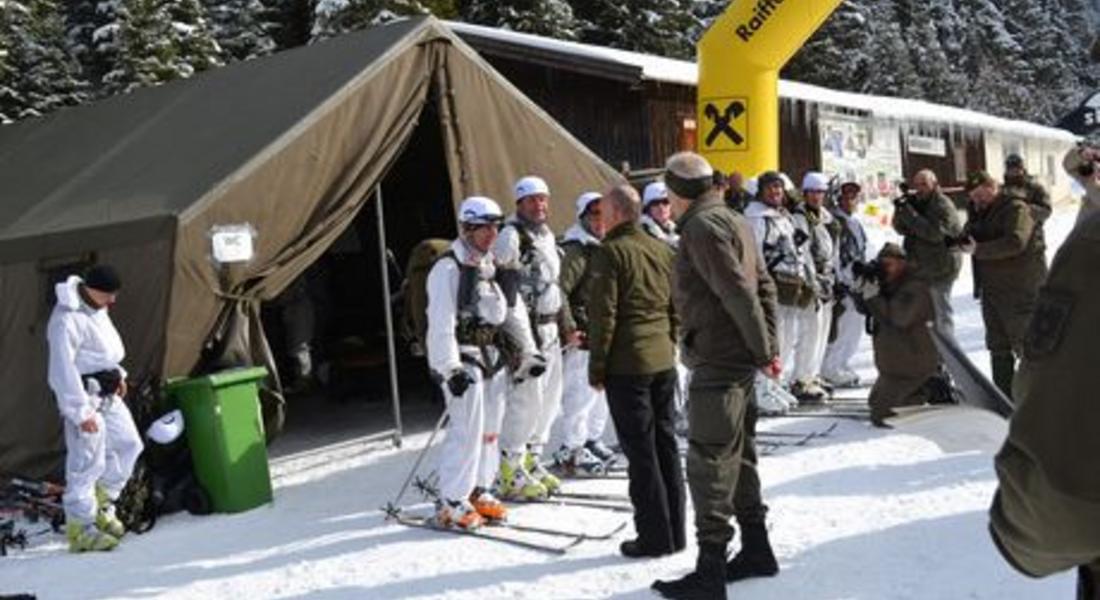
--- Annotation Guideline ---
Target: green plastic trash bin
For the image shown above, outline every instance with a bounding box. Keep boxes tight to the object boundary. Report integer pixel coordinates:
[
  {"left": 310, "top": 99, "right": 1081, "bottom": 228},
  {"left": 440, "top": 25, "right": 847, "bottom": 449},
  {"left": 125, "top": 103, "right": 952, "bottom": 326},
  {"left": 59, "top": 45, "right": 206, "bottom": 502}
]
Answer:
[{"left": 165, "top": 367, "right": 273, "bottom": 513}]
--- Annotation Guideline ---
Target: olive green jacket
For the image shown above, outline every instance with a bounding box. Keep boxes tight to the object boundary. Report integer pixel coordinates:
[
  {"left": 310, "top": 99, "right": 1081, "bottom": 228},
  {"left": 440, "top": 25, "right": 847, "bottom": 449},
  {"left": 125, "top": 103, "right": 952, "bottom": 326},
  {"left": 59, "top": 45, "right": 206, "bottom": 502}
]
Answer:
[
  {"left": 990, "top": 213, "right": 1100, "bottom": 579},
  {"left": 587, "top": 221, "right": 677, "bottom": 385},
  {"left": 863, "top": 273, "right": 938, "bottom": 410},
  {"left": 558, "top": 224, "right": 600, "bottom": 337},
  {"left": 893, "top": 190, "right": 963, "bottom": 284},
  {"left": 969, "top": 194, "right": 1048, "bottom": 298},
  {"left": 673, "top": 195, "right": 777, "bottom": 375}
]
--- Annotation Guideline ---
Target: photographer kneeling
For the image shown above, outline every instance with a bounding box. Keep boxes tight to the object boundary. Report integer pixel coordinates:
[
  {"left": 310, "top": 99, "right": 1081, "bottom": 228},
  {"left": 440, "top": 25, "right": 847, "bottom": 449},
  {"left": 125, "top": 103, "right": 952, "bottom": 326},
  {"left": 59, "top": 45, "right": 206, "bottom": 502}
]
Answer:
[{"left": 853, "top": 243, "right": 940, "bottom": 428}]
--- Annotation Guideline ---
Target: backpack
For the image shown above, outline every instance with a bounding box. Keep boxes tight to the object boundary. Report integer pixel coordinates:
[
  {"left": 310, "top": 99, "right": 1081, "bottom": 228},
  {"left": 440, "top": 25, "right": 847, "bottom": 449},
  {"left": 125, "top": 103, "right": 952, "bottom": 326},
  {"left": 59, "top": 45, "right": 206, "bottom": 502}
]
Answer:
[{"left": 401, "top": 239, "right": 453, "bottom": 353}]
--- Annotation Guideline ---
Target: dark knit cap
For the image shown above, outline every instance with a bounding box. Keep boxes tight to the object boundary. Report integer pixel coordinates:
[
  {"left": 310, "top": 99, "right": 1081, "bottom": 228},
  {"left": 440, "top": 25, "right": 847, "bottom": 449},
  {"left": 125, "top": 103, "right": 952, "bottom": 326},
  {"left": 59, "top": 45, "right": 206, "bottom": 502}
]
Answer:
[
  {"left": 84, "top": 265, "right": 122, "bottom": 293},
  {"left": 757, "top": 171, "right": 783, "bottom": 193}
]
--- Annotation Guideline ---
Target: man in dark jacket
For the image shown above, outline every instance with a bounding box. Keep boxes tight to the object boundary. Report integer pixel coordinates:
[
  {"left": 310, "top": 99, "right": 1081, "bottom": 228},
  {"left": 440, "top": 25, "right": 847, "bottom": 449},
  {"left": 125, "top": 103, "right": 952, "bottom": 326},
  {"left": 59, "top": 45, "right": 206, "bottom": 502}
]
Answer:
[
  {"left": 960, "top": 171, "right": 1047, "bottom": 399},
  {"left": 990, "top": 212, "right": 1100, "bottom": 600},
  {"left": 855, "top": 243, "right": 940, "bottom": 427},
  {"left": 892, "top": 169, "right": 963, "bottom": 338},
  {"left": 653, "top": 153, "right": 781, "bottom": 600},
  {"left": 587, "top": 184, "right": 683, "bottom": 559},
  {"left": 1002, "top": 154, "right": 1052, "bottom": 249}
]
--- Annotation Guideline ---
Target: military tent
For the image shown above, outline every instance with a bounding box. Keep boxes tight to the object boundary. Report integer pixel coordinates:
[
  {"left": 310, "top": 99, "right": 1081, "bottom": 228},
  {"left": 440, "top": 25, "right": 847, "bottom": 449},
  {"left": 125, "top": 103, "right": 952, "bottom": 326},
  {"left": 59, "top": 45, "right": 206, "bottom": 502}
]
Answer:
[{"left": 0, "top": 16, "right": 620, "bottom": 478}]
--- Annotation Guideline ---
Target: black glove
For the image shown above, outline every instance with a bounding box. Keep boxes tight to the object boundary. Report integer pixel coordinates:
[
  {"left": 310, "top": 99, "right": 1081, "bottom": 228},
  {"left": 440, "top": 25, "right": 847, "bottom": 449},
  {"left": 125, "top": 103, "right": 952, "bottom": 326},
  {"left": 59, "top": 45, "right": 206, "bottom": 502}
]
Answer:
[{"left": 446, "top": 370, "right": 476, "bottom": 397}]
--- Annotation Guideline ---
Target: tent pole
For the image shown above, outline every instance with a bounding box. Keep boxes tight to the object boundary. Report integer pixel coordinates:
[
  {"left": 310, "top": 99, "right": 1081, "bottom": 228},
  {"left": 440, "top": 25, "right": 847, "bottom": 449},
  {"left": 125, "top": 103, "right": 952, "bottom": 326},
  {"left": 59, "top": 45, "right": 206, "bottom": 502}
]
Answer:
[{"left": 376, "top": 186, "right": 404, "bottom": 448}]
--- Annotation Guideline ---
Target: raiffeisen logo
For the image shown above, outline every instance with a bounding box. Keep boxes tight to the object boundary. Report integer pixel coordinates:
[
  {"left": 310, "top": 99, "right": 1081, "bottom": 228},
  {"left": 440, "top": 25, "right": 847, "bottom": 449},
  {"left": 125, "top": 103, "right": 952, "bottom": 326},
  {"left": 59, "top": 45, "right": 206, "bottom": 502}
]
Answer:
[{"left": 736, "top": 0, "right": 787, "bottom": 42}]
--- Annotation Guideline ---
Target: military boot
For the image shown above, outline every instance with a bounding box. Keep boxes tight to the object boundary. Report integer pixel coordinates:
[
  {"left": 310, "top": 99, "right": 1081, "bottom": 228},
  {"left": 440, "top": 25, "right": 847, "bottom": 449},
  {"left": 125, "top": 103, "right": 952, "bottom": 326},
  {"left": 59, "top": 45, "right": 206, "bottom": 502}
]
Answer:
[
  {"left": 991, "top": 352, "right": 1016, "bottom": 401},
  {"left": 726, "top": 520, "right": 779, "bottom": 582},
  {"left": 651, "top": 542, "right": 728, "bottom": 600}
]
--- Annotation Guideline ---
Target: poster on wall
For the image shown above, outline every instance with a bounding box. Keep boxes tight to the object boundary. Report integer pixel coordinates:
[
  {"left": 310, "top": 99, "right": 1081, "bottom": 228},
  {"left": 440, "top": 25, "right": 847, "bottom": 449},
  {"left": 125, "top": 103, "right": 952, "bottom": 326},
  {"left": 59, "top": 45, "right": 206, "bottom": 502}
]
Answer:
[{"left": 818, "top": 111, "right": 904, "bottom": 203}]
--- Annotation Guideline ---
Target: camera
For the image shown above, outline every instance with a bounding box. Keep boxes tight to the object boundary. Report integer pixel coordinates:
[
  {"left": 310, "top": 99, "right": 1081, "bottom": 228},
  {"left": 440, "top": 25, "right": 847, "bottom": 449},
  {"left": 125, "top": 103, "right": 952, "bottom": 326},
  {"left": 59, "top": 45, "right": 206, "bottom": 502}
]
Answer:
[{"left": 851, "top": 259, "right": 885, "bottom": 285}]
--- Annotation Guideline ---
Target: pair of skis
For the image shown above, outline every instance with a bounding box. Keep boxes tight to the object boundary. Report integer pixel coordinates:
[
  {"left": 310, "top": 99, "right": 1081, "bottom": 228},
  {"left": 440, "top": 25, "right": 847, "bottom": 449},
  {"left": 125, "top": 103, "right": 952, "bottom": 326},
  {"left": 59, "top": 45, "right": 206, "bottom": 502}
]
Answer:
[
  {"left": 384, "top": 504, "right": 623, "bottom": 556},
  {"left": 385, "top": 476, "right": 631, "bottom": 555}
]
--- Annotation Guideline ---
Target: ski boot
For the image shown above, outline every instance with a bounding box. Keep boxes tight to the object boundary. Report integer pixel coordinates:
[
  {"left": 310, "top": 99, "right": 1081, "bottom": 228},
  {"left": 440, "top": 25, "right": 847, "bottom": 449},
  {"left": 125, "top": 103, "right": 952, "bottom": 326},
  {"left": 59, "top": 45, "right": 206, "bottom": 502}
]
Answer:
[
  {"left": 584, "top": 439, "right": 617, "bottom": 464},
  {"left": 524, "top": 450, "right": 562, "bottom": 494},
  {"left": 95, "top": 485, "right": 126, "bottom": 538},
  {"left": 823, "top": 369, "right": 860, "bottom": 389},
  {"left": 67, "top": 520, "right": 119, "bottom": 553},
  {"left": 469, "top": 488, "right": 507, "bottom": 523},
  {"left": 435, "top": 499, "right": 484, "bottom": 530},
  {"left": 652, "top": 542, "right": 728, "bottom": 600},
  {"left": 791, "top": 379, "right": 828, "bottom": 406},
  {"left": 497, "top": 453, "right": 549, "bottom": 500},
  {"left": 754, "top": 378, "right": 792, "bottom": 416},
  {"left": 553, "top": 445, "right": 607, "bottom": 478}
]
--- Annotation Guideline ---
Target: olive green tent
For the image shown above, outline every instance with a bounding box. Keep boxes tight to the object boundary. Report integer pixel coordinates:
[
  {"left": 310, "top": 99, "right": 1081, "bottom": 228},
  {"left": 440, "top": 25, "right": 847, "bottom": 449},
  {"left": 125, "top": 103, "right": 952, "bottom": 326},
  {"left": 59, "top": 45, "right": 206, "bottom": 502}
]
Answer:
[{"left": 0, "top": 17, "right": 620, "bottom": 478}]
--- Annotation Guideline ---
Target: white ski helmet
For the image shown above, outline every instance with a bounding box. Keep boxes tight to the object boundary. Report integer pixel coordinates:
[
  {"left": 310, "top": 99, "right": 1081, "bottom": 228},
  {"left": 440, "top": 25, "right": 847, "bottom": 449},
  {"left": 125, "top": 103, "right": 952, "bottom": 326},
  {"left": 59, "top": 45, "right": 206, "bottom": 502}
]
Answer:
[
  {"left": 514, "top": 176, "right": 550, "bottom": 201},
  {"left": 643, "top": 181, "right": 669, "bottom": 209},
  {"left": 575, "top": 191, "right": 602, "bottom": 219},
  {"left": 458, "top": 196, "right": 504, "bottom": 226},
  {"left": 744, "top": 177, "right": 759, "bottom": 197},
  {"left": 802, "top": 171, "right": 830, "bottom": 193},
  {"left": 146, "top": 409, "right": 185, "bottom": 445}
]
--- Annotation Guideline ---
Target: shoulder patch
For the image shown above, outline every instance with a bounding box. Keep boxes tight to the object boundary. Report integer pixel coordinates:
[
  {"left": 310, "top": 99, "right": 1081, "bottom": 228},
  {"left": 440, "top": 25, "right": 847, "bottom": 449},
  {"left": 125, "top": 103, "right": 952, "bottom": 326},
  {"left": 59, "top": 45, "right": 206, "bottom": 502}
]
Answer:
[{"left": 1025, "top": 288, "right": 1074, "bottom": 360}]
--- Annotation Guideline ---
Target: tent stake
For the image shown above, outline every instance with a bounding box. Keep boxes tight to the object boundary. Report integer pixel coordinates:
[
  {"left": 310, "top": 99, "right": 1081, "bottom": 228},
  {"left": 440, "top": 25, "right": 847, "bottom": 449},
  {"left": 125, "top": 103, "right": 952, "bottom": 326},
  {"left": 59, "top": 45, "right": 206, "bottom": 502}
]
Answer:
[{"left": 375, "top": 186, "right": 404, "bottom": 447}]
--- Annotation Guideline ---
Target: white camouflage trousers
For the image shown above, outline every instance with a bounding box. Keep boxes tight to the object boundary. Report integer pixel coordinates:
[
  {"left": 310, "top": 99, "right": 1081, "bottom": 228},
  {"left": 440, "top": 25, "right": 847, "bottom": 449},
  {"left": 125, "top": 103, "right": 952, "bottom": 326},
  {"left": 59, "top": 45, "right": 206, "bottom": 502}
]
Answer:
[
  {"left": 63, "top": 396, "right": 144, "bottom": 524},
  {"left": 437, "top": 365, "right": 508, "bottom": 503}
]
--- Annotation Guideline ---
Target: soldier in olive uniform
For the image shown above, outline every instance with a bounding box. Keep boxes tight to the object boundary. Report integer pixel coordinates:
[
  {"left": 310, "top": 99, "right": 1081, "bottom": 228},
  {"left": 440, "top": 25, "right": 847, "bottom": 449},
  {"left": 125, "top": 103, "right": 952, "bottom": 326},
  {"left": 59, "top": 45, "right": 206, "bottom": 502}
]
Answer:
[
  {"left": 554, "top": 192, "right": 613, "bottom": 475},
  {"left": 892, "top": 170, "right": 964, "bottom": 339},
  {"left": 959, "top": 171, "right": 1047, "bottom": 398},
  {"left": 653, "top": 153, "right": 780, "bottom": 600},
  {"left": 854, "top": 243, "right": 940, "bottom": 427},
  {"left": 1002, "top": 154, "right": 1052, "bottom": 248},
  {"left": 990, "top": 212, "right": 1100, "bottom": 600}
]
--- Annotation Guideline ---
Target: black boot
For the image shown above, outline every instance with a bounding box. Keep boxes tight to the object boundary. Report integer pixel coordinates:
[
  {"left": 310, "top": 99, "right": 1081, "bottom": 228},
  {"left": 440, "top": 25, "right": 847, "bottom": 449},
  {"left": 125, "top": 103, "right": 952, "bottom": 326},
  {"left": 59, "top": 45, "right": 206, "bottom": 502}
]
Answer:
[
  {"left": 726, "top": 521, "right": 779, "bottom": 582},
  {"left": 991, "top": 352, "right": 1016, "bottom": 400},
  {"left": 652, "top": 542, "right": 728, "bottom": 600}
]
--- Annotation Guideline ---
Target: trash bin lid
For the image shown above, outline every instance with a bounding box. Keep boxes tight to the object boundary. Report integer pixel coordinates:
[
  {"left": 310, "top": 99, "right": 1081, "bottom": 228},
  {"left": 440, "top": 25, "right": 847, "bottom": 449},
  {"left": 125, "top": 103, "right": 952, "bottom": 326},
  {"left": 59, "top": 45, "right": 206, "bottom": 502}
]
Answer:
[{"left": 165, "top": 366, "right": 269, "bottom": 392}]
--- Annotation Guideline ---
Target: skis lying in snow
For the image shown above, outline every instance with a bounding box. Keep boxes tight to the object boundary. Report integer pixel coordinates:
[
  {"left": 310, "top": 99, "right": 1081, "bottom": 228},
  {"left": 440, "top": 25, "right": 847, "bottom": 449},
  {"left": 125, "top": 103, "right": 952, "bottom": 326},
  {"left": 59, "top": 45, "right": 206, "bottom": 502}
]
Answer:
[
  {"left": 552, "top": 490, "right": 630, "bottom": 503},
  {"left": 500, "top": 517, "right": 628, "bottom": 541},
  {"left": 411, "top": 476, "right": 633, "bottom": 532},
  {"left": 385, "top": 508, "right": 584, "bottom": 556},
  {"left": 508, "top": 496, "right": 634, "bottom": 513},
  {"left": 756, "top": 422, "right": 839, "bottom": 445}
]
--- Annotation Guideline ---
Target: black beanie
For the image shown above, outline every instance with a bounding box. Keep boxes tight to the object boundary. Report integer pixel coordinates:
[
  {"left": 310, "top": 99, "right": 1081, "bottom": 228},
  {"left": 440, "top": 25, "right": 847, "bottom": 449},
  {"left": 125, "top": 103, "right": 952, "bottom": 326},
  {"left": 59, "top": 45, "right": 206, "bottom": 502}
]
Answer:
[{"left": 84, "top": 265, "right": 122, "bottom": 293}]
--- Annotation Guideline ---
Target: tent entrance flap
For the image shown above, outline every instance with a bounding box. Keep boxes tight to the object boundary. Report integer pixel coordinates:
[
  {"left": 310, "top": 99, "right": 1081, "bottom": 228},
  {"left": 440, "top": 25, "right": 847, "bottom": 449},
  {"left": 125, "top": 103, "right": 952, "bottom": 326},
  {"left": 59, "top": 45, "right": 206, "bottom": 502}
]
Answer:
[{"left": 261, "top": 91, "right": 457, "bottom": 453}]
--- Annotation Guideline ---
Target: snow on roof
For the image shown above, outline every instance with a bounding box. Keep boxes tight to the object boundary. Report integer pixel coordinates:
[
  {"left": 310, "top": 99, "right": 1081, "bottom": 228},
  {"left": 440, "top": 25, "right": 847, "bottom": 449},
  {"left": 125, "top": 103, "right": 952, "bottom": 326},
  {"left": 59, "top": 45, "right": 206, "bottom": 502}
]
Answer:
[{"left": 448, "top": 21, "right": 1078, "bottom": 143}]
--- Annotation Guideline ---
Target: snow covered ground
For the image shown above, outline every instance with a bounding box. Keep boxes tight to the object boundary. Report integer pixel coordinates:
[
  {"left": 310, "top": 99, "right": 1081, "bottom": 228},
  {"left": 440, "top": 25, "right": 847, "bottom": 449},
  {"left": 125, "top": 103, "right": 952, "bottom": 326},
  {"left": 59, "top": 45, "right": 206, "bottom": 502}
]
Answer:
[{"left": 4, "top": 211, "right": 1081, "bottom": 600}]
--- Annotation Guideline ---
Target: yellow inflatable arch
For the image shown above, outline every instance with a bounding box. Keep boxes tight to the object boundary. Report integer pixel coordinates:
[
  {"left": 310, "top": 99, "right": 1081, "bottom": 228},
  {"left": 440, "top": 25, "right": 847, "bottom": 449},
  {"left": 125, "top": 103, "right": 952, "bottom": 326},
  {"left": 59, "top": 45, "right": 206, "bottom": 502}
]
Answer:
[{"left": 697, "top": 0, "right": 843, "bottom": 176}]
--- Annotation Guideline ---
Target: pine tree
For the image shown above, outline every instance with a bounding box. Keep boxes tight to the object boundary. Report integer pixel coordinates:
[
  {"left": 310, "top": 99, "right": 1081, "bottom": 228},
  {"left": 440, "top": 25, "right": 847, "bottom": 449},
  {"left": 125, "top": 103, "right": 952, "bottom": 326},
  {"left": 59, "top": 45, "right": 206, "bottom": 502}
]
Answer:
[
  {"left": 311, "top": 0, "right": 432, "bottom": 42},
  {"left": 0, "top": 5, "right": 13, "bottom": 123},
  {"left": 202, "top": 0, "right": 277, "bottom": 62},
  {"left": 784, "top": 1, "right": 872, "bottom": 92},
  {"left": 0, "top": 0, "right": 87, "bottom": 121},
  {"left": 459, "top": 0, "right": 578, "bottom": 40},
  {"left": 570, "top": 0, "right": 696, "bottom": 58},
  {"left": 165, "top": 0, "right": 222, "bottom": 77},
  {"left": 902, "top": 0, "right": 968, "bottom": 108},
  {"left": 862, "top": 11, "right": 922, "bottom": 99}
]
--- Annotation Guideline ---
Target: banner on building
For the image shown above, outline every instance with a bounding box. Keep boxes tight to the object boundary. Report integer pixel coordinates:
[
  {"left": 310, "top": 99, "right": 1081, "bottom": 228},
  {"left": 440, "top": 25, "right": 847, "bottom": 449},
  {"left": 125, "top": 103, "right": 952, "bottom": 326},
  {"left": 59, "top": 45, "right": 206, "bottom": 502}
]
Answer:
[{"left": 818, "top": 111, "right": 904, "bottom": 202}]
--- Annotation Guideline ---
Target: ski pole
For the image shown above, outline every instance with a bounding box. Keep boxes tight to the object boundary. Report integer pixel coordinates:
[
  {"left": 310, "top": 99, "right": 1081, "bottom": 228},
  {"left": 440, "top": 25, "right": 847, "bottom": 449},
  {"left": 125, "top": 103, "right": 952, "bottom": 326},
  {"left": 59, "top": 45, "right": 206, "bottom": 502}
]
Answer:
[{"left": 387, "top": 408, "right": 450, "bottom": 517}]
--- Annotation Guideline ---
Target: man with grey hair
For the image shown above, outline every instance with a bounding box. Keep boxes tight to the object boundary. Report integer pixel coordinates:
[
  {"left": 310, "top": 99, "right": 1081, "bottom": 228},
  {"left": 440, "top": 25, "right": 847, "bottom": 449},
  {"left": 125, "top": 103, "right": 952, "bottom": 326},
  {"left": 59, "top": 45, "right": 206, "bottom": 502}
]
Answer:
[
  {"left": 587, "top": 183, "right": 684, "bottom": 559},
  {"left": 653, "top": 152, "right": 781, "bottom": 600},
  {"left": 894, "top": 169, "right": 963, "bottom": 338}
]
